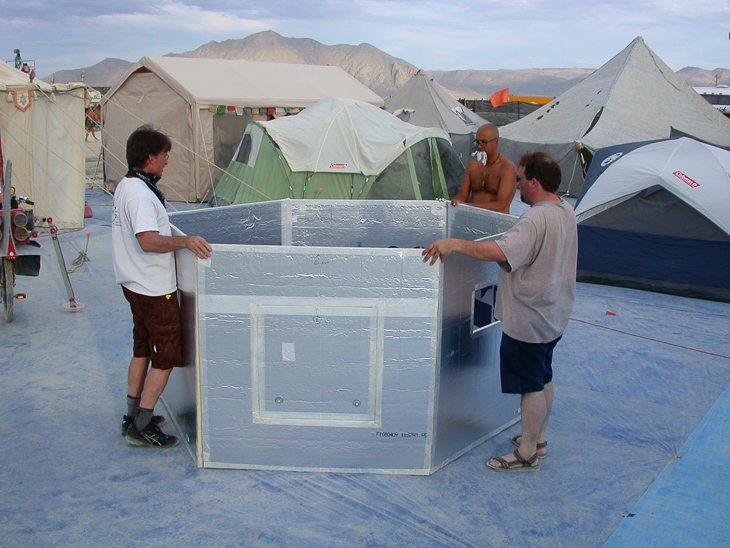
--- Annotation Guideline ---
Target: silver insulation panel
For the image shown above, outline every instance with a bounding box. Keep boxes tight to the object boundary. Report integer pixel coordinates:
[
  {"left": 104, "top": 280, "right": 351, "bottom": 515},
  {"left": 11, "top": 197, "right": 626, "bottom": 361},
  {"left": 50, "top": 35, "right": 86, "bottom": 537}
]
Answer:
[{"left": 169, "top": 200, "right": 519, "bottom": 474}]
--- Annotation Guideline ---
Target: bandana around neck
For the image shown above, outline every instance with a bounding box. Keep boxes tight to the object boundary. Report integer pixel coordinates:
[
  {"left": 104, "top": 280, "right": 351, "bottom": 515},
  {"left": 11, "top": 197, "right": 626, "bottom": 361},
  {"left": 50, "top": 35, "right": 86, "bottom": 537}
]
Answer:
[{"left": 126, "top": 169, "right": 166, "bottom": 207}]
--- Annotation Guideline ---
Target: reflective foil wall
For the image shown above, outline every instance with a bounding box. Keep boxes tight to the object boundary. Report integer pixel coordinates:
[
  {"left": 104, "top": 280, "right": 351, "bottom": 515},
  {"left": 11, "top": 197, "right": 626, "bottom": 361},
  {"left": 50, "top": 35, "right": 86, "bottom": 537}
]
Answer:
[{"left": 168, "top": 200, "right": 519, "bottom": 474}]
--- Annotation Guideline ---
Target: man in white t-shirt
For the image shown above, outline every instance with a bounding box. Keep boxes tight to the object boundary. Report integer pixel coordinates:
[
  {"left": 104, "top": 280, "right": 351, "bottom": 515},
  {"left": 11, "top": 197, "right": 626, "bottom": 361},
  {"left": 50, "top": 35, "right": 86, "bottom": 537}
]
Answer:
[
  {"left": 422, "top": 152, "right": 577, "bottom": 472},
  {"left": 112, "top": 125, "right": 212, "bottom": 449}
]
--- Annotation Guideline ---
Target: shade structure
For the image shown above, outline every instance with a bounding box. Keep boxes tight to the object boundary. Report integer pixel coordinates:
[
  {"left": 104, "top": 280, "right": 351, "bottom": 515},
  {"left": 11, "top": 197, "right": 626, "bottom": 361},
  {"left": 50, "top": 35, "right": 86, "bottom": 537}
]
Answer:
[{"left": 101, "top": 57, "right": 384, "bottom": 202}]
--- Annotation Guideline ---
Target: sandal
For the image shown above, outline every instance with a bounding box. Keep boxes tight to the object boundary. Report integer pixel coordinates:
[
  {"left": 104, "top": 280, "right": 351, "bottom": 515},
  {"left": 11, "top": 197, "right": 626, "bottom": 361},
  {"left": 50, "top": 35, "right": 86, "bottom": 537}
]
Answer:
[
  {"left": 486, "top": 449, "right": 540, "bottom": 473},
  {"left": 511, "top": 435, "right": 548, "bottom": 458}
]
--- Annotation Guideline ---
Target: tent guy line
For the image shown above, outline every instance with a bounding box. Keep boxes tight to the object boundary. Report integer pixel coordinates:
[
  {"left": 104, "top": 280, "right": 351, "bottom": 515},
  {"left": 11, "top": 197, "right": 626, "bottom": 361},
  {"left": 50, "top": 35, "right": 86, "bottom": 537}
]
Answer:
[
  {"left": 99, "top": 94, "right": 275, "bottom": 205},
  {"left": 568, "top": 318, "right": 730, "bottom": 361}
]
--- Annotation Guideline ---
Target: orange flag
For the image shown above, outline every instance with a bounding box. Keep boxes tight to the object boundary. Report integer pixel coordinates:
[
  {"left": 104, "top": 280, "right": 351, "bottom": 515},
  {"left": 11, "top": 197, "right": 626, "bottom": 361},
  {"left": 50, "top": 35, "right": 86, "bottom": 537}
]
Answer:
[{"left": 489, "top": 88, "right": 510, "bottom": 108}]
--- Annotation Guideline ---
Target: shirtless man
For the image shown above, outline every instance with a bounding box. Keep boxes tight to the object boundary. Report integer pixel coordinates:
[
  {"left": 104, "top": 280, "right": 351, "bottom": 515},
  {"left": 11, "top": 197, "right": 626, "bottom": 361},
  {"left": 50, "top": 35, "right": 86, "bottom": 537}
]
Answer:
[{"left": 451, "top": 123, "right": 516, "bottom": 214}]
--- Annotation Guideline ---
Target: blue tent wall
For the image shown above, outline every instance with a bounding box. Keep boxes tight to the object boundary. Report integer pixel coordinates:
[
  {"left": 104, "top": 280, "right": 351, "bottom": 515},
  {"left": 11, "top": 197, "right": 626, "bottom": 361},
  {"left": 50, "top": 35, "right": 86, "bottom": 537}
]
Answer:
[{"left": 577, "top": 226, "right": 730, "bottom": 302}]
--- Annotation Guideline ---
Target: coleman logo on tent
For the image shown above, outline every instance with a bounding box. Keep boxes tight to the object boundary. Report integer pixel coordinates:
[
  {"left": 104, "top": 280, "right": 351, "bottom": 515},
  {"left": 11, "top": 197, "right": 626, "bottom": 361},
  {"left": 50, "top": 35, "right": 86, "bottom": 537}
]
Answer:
[
  {"left": 673, "top": 171, "right": 700, "bottom": 188},
  {"left": 329, "top": 163, "right": 347, "bottom": 169},
  {"left": 600, "top": 152, "right": 623, "bottom": 167}
]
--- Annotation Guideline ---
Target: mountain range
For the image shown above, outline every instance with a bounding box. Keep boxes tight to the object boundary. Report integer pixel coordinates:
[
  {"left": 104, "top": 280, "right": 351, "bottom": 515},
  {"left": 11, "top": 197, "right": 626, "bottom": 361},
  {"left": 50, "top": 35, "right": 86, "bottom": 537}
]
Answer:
[{"left": 45, "top": 31, "right": 730, "bottom": 99}]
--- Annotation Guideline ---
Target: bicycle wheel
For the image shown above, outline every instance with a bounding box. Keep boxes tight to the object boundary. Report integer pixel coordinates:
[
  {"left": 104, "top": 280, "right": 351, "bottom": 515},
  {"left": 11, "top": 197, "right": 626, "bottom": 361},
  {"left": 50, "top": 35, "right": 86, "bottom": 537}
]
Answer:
[{"left": 2, "top": 257, "right": 14, "bottom": 323}]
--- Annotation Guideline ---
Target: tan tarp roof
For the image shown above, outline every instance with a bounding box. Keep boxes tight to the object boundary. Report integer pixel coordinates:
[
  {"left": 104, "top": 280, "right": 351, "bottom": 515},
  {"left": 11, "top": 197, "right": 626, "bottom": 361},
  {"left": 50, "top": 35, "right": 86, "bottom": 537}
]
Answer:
[
  {"left": 106, "top": 56, "right": 384, "bottom": 109},
  {"left": 102, "top": 57, "right": 384, "bottom": 202}
]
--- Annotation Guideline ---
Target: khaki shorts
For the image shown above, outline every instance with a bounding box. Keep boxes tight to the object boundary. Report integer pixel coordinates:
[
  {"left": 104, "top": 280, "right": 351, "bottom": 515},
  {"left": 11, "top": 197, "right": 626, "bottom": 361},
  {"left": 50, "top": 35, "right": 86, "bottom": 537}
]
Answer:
[{"left": 122, "top": 286, "right": 182, "bottom": 370}]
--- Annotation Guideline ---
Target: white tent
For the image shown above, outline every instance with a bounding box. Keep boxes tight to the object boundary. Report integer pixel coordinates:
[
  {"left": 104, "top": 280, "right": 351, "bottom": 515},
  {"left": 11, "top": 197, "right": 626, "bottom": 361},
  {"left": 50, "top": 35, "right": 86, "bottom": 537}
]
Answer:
[
  {"left": 384, "top": 70, "right": 487, "bottom": 166},
  {"left": 575, "top": 137, "right": 730, "bottom": 301},
  {"left": 265, "top": 97, "right": 449, "bottom": 175},
  {"left": 576, "top": 138, "right": 730, "bottom": 235},
  {"left": 213, "top": 97, "right": 460, "bottom": 204},
  {"left": 499, "top": 37, "right": 730, "bottom": 196},
  {"left": 0, "top": 63, "right": 88, "bottom": 229},
  {"left": 101, "top": 57, "right": 385, "bottom": 203}
]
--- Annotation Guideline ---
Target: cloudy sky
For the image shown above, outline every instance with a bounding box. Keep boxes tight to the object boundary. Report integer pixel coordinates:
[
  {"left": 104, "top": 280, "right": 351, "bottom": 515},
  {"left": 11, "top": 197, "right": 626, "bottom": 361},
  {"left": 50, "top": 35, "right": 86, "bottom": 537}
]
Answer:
[{"left": 1, "top": 0, "right": 728, "bottom": 76}]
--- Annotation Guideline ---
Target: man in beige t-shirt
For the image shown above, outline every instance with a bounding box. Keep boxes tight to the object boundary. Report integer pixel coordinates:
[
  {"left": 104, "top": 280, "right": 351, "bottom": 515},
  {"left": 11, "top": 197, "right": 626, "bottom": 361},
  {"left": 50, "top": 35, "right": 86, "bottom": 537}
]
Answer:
[{"left": 423, "top": 152, "right": 577, "bottom": 473}]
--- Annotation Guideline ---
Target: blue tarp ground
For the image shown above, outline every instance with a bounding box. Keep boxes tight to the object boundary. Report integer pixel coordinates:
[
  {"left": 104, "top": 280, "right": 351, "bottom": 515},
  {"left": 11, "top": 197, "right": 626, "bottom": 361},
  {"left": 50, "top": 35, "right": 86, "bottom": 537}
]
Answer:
[
  {"left": 604, "top": 383, "right": 730, "bottom": 548},
  {"left": 1, "top": 190, "right": 729, "bottom": 547}
]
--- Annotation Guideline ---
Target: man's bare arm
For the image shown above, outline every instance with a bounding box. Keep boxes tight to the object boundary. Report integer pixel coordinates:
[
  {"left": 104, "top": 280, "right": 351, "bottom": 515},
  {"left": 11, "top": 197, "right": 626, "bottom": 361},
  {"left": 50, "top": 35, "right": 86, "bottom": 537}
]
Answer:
[
  {"left": 451, "top": 162, "right": 477, "bottom": 206},
  {"left": 136, "top": 231, "right": 212, "bottom": 259},
  {"left": 422, "top": 238, "right": 507, "bottom": 266}
]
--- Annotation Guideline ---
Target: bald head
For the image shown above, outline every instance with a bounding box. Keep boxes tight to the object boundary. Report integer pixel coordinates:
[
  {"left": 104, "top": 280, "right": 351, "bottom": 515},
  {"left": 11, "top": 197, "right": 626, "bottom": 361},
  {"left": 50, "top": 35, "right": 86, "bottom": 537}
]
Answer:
[{"left": 476, "top": 123, "right": 498, "bottom": 141}]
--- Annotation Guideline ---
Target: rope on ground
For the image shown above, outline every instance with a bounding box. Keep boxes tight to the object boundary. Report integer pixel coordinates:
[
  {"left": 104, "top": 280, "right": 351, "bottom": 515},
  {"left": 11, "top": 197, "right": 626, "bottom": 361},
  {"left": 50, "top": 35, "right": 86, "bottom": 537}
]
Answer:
[
  {"left": 569, "top": 317, "right": 730, "bottom": 360},
  {"left": 67, "top": 250, "right": 90, "bottom": 273},
  {"left": 58, "top": 229, "right": 91, "bottom": 274}
]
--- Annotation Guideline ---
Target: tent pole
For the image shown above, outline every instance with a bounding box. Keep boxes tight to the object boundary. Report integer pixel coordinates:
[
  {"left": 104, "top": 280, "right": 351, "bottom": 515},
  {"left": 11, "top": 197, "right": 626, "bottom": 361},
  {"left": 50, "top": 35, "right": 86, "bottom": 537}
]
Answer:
[
  {"left": 406, "top": 148, "right": 421, "bottom": 200},
  {"left": 428, "top": 138, "right": 448, "bottom": 199}
]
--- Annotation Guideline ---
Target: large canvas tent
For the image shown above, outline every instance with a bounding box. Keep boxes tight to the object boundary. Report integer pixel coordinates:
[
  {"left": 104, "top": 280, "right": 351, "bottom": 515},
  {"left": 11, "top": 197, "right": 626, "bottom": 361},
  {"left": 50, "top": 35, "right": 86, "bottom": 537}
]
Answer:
[
  {"left": 499, "top": 37, "right": 730, "bottom": 196},
  {"left": 384, "top": 70, "right": 488, "bottom": 167},
  {"left": 101, "top": 57, "right": 384, "bottom": 203},
  {"left": 212, "top": 98, "right": 462, "bottom": 205},
  {"left": 574, "top": 137, "right": 730, "bottom": 302},
  {"left": 0, "top": 63, "right": 87, "bottom": 229}
]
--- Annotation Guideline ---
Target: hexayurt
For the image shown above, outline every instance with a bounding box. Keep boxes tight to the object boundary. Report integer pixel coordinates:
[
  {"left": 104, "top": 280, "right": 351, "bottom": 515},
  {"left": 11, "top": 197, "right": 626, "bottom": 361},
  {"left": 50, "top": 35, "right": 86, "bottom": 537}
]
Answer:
[{"left": 163, "top": 199, "right": 520, "bottom": 474}]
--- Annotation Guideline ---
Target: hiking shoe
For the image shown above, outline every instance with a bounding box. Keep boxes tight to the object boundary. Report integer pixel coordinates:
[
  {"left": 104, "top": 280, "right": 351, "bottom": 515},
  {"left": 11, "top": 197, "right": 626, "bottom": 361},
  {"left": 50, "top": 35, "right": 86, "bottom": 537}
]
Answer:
[
  {"left": 125, "top": 420, "right": 179, "bottom": 449},
  {"left": 121, "top": 414, "right": 166, "bottom": 436}
]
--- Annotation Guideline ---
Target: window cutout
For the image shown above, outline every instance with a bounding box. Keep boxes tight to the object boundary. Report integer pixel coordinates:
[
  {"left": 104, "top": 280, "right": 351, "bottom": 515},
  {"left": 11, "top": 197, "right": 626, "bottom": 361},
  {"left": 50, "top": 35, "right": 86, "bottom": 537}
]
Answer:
[
  {"left": 235, "top": 133, "right": 253, "bottom": 164},
  {"left": 451, "top": 106, "right": 475, "bottom": 125},
  {"left": 472, "top": 284, "right": 499, "bottom": 335}
]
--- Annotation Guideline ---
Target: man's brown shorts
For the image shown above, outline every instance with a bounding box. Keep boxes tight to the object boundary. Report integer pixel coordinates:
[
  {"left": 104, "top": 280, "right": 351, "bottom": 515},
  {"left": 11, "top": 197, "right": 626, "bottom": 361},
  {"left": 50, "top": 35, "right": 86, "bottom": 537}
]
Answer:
[{"left": 122, "top": 286, "right": 182, "bottom": 370}]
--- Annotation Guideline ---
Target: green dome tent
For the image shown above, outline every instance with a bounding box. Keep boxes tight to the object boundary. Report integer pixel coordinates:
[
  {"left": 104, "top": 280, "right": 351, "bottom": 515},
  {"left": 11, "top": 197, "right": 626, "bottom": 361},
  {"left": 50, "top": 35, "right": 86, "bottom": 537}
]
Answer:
[{"left": 211, "top": 98, "right": 462, "bottom": 205}]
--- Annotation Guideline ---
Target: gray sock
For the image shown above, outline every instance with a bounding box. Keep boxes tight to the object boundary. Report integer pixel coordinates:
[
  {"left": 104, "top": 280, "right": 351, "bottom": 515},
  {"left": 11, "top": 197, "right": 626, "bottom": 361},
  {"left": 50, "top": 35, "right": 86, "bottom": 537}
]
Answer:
[
  {"left": 126, "top": 396, "right": 141, "bottom": 419},
  {"left": 135, "top": 407, "right": 154, "bottom": 430}
]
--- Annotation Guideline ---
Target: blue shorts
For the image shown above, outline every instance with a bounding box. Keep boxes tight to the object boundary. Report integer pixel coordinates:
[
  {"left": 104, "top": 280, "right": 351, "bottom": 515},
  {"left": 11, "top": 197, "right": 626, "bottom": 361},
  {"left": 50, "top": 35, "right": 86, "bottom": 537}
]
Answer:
[{"left": 499, "top": 333, "right": 562, "bottom": 394}]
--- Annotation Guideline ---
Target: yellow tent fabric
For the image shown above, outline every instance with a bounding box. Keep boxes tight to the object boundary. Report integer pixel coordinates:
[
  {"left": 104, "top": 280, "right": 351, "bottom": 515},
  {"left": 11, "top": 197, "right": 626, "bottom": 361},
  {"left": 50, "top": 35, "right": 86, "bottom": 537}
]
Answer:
[{"left": 0, "top": 63, "right": 88, "bottom": 229}]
